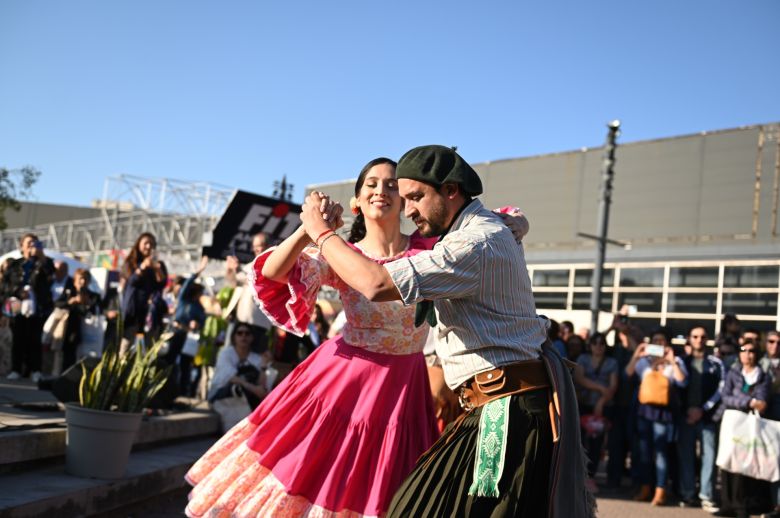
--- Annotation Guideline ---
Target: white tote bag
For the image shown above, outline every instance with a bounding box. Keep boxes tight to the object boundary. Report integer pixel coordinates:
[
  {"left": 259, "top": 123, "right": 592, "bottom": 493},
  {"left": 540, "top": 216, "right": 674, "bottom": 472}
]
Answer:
[
  {"left": 182, "top": 331, "right": 201, "bottom": 357},
  {"left": 716, "top": 409, "right": 780, "bottom": 482},
  {"left": 78, "top": 312, "right": 107, "bottom": 359}
]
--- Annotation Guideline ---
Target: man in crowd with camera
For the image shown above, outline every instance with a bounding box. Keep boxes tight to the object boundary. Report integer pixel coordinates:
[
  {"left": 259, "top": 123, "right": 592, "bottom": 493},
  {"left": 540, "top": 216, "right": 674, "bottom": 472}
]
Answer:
[{"left": 1, "top": 233, "right": 55, "bottom": 382}]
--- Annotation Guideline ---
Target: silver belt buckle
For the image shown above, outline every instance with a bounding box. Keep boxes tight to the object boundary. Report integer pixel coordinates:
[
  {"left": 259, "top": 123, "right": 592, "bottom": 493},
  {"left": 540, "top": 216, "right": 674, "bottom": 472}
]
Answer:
[{"left": 458, "top": 384, "right": 474, "bottom": 411}]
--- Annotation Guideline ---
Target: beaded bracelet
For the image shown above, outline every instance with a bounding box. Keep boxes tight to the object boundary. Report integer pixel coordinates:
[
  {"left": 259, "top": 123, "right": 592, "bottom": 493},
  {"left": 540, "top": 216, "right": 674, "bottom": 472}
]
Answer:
[
  {"left": 318, "top": 233, "right": 339, "bottom": 250},
  {"left": 315, "top": 229, "right": 334, "bottom": 246}
]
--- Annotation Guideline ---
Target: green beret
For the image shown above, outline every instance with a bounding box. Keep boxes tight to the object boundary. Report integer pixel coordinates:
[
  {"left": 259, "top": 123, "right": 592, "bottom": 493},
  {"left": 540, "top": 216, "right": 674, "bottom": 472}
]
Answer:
[{"left": 396, "top": 145, "right": 483, "bottom": 196}]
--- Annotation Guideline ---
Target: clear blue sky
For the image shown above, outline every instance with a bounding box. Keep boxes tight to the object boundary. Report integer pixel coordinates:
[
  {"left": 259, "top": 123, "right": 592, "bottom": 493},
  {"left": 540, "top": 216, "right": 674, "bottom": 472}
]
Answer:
[{"left": 2, "top": 1, "right": 778, "bottom": 207}]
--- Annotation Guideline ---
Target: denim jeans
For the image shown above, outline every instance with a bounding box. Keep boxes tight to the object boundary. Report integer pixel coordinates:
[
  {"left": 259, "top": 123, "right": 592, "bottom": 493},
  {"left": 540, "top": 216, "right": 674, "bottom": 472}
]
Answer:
[
  {"left": 677, "top": 418, "right": 718, "bottom": 501},
  {"left": 637, "top": 416, "right": 674, "bottom": 488}
]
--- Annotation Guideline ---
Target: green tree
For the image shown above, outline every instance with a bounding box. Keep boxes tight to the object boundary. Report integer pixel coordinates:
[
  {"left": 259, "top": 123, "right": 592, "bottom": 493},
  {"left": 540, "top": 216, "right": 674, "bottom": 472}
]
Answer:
[{"left": 0, "top": 166, "right": 40, "bottom": 230}]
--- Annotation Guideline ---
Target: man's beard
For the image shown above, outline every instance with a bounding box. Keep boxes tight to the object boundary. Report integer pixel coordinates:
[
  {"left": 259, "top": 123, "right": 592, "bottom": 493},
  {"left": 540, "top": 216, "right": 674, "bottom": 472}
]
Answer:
[{"left": 414, "top": 204, "right": 448, "bottom": 237}]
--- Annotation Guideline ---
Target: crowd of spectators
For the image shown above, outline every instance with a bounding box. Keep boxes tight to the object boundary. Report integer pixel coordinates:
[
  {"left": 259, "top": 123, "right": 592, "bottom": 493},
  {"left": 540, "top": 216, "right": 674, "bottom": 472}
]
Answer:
[
  {"left": 565, "top": 310, "right": 780, "bottom": 517},
  {"left": 3, "top": 230, "right": 779, "bottom": 516}
]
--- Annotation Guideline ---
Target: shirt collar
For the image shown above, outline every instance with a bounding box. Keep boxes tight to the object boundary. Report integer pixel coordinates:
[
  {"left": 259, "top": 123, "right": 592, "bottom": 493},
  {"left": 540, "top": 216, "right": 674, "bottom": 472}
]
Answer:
[{"left": 445, "top": 198, "right": 483, "bottom": 235}]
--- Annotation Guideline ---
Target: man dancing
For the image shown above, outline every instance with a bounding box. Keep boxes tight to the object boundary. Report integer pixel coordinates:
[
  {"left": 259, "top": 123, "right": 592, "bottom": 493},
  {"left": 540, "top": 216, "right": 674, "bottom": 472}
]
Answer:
[{"left": 298, "top": 145, "right": 592, "bottom": 517}]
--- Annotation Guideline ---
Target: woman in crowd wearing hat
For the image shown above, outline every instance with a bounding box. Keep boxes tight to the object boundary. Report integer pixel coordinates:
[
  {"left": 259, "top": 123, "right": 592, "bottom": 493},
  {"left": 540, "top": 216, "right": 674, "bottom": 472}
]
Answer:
[{"left": 184, "top": 156, "right": 528, "bottom": 517}]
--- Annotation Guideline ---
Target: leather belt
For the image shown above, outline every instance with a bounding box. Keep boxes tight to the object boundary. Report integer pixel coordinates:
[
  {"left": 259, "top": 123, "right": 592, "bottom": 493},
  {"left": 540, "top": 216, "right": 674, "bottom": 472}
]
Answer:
[{"left": 457, "top": 360, "right": 550, "bottom": 411}]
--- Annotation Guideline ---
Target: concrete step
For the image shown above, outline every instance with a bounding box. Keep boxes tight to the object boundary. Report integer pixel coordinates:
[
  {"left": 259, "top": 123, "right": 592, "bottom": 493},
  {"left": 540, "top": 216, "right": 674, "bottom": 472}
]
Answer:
[
  {"left": 0, "top": 438, "right": 213, "bottom": 518},
  {"left": 1, "top": 378, "right": 221, "bottom": 468},
  {"left": 0, "top": 408, "right": 220, "bottom": 467}
]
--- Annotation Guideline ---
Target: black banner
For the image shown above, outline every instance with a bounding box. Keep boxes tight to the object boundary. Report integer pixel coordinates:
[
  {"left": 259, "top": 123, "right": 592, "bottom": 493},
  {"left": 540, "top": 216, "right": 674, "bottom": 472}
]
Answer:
[{"left": 202, "top": 190, "right": 302, "bottom": 263}]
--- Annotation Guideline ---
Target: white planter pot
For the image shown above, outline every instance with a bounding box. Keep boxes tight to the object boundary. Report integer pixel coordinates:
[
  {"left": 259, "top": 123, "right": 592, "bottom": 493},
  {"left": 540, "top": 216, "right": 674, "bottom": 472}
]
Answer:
[{"left": 65, "top": 403, "right": 143, "bottom": 479}]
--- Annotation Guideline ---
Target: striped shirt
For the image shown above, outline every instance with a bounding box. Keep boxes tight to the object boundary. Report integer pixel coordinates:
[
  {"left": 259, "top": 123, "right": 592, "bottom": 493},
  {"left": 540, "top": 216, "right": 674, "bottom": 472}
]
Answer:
[{"left": 385, "top": 200, "right": 549, "bottom": 389}]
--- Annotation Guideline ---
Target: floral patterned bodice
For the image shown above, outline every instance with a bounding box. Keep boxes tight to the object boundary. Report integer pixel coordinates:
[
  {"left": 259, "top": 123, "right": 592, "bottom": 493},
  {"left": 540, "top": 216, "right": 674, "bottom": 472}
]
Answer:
[{"left": 252, "top": 234, "right": 434, "bottom": 356}]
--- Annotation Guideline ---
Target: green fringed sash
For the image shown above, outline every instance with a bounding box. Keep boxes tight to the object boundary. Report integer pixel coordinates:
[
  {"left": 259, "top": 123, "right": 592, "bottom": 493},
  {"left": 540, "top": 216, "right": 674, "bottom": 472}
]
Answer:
[{"left": 468, "top": 396, "right": 510, "bottom": 498}]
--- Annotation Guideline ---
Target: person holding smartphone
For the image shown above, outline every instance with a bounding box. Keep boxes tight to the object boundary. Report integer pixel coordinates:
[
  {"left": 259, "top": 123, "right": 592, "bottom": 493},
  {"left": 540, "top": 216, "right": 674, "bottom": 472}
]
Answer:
[
  {"left": 625, "top": 327, "right": 688, "bottom": 506},
  {"left": 119, "top": 232, "right": 168, "bottom": 354},
  {"left": 55, "top": 268, "right": 101, "bottom": 370}
]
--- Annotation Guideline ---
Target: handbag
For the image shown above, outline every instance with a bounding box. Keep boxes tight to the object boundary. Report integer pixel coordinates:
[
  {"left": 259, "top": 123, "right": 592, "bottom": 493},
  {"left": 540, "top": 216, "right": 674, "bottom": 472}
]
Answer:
[
  {"left": 638, "top": 369, "right": 670, "bottom": 406},
  {"left": 716, "top": 409, "right": 780, "bottom": 482},
  {"left": 42, "top": 308, "right": 70, "bottom": 351},
  {"left": 182, "top": 331, "right": 201, "bottom": 357},
  {"left": 78, "top": 312, "right": 107, "bottom": 358}
]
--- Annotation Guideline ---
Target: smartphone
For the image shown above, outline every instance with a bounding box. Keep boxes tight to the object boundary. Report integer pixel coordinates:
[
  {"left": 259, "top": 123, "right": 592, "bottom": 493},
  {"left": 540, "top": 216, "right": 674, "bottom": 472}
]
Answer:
[
  {"left": 627, "top": 305, "right": 638, "bottom": 316},
  {"left": 646, "top": 344, "right": 665, "bottom": 357}
]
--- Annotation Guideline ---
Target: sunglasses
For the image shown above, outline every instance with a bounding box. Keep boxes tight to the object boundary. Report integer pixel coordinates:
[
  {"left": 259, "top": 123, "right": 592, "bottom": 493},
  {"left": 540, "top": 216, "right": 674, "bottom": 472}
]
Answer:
[
  {"left": 739, "top": 347, "right": 757, "bottom": 353},
  {"left": 235, "top": 330, "right": 252, "bottom": 337}
]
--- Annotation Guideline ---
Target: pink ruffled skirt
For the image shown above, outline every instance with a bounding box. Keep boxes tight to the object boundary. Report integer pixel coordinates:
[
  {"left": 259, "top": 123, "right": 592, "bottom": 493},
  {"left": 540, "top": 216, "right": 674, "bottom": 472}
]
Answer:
[{"left": 185, "top": 337, "right": 438, "bottom": 517}]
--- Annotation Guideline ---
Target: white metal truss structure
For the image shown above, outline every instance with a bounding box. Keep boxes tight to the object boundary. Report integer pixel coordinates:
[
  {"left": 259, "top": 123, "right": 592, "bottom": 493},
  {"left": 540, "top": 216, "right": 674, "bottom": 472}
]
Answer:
[
  {"left": 101, "top": 174, "right": 235, "bottom": 217},
  {"left": 1, "top": 176, "right": 236, "bottom": 273}
]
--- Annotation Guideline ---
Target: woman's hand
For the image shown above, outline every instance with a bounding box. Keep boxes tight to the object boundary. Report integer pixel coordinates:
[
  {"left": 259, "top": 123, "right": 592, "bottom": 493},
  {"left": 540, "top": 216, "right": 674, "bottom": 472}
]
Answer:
[
  {"left": 593, "top": 398, "right": 605, "bottom": 417},
  {"left": 494, "top": 208, "right": 529, "bottom": 243},
  {"left": 750, "top": 398, "right": 768, "bottom": 414},
  {"left": 301, "top": 192, "right": 344, "bottom": 241}
]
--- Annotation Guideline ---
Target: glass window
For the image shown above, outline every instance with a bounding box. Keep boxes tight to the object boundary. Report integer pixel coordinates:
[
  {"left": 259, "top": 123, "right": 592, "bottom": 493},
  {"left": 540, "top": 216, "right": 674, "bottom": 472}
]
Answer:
[
  {"left": 572, "top": 292, "right": 613, "bottom": 311},
  {"left": 533, "top": 292, "right": 567, "bottom": 310},
  {"left": 721, "top": 293, "right": 778, "bottom": 316},
  {"left": 620, "top": 268, "right": 664, "bottom": 288},
  {"left": 618, "top": 292, "right": 663, "bottom": 312},
  {"left": 532, "top": 270, "right": 569, "bottom": 287},
  {"left": 723, "top": 265, "right": 779, "bottom": 288},
  {"left": 669, "top": 267, "right": 719, "bottom": 288},
  {"left": 665, "top": 318, "right": 715, "bottom": 341},
  {"left": 573, "top": 268, "right": 615, "bottom": 287},
  {"left": 667, "top": 293, "right": 718, "bottom": 314},
  {"left": 735, "top": 320, "right": 780, "bottom": 335}
]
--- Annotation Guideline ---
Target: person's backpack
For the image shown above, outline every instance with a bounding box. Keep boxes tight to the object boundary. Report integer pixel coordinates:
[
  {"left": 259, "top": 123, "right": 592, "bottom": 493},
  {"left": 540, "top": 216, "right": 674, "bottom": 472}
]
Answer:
[{"left": 638, "top": 369, "right": 670, "bottom": 406}]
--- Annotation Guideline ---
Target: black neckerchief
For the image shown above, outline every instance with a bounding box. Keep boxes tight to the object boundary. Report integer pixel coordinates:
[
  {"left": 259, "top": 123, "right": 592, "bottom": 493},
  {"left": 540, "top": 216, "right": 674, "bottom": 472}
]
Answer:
[{"left": 413, "top": 198, "right": 475, "bottom": 328}]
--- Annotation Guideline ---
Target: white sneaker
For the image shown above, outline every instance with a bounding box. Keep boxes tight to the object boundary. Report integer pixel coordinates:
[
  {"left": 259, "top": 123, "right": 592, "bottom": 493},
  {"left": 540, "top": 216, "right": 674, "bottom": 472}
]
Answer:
[
  {"left": 6, "top": 371, "right": 21, "bottom": 380},
  {"left": 701, "top": 500, "right": 720, "bottom": 514},
  {"left": 30, "top": 371, "right": 42, "bottom": 383}
]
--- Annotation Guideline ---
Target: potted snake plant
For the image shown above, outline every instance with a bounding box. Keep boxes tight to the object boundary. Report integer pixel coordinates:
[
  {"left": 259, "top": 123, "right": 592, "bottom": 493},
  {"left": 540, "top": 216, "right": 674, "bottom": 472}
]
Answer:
[{"left": 65, "top": 333, "right": 171, "bottom": 479}]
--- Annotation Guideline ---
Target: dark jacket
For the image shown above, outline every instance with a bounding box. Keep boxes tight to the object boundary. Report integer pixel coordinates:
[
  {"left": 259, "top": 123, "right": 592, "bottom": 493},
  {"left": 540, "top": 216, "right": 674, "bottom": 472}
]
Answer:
[
  {"left": 681, "top": 354, "right": 725, "bottom": 422},
  {"left": 0, "top": 255, "right": 56, "bottom": 315},
  {"left": 759, "top": 357, "right": 780, "bottom": 420},
  {"left": 120, "top": 262, "right": 168, "bottom": 326},
  {"left": 713, "top": 363, "right": 771, "bottom": 422},
  {"left": 56, "top": 286, "right": 102, "bottom": 350}
]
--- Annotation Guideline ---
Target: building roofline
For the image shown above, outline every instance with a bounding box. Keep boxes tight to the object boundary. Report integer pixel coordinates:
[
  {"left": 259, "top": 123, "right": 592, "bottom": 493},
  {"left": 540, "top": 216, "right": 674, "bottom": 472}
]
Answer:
[{"left": 475, "top": 121, "right": 780, "bottom": 167}]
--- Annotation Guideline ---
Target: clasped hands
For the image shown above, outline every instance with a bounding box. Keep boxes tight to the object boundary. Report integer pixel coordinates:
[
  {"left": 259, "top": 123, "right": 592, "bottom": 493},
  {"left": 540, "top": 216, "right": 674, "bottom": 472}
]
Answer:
[{"left": 299, "top": 191, "right": 345, "bottom": 243}]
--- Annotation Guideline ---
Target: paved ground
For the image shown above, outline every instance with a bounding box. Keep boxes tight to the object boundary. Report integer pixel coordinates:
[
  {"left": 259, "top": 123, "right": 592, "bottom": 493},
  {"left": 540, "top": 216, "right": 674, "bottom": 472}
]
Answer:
[{"left": 106, "top": 485, "right": 725, "bottom": 517}]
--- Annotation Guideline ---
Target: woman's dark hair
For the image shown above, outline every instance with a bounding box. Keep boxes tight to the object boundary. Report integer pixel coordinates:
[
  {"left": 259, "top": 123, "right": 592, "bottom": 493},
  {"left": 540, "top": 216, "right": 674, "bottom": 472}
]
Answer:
[
  {"left": 122, "top": 232, "right": 157, "bottom": 279},
  {"left": 650, "top": 326, "right": 672, "bottom": 345},
  {"left": 588, "top": 332, "right": 607, "bottom": 350},
  {"left": 347, "top": 157, "right": 398, "bottom": 243}
]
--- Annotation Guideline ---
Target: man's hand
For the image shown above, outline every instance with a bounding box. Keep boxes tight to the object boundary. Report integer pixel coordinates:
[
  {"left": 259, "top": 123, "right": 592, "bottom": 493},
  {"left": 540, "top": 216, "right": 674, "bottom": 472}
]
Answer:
[
  {"left": 427, "top": 364, "right": 461, "bottom": 426},
  {"left": 301, "top": 192, "right": 344, "bottom": 241}
]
